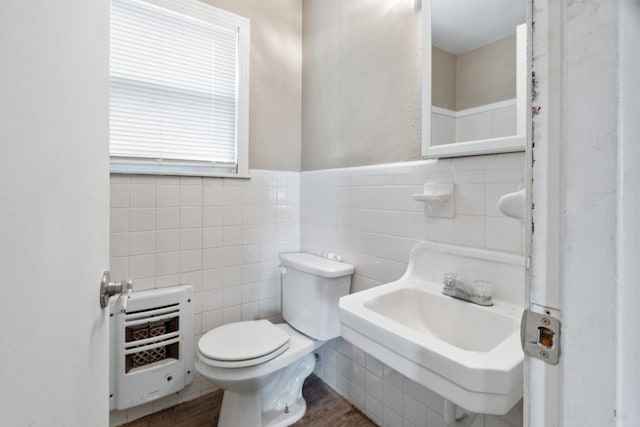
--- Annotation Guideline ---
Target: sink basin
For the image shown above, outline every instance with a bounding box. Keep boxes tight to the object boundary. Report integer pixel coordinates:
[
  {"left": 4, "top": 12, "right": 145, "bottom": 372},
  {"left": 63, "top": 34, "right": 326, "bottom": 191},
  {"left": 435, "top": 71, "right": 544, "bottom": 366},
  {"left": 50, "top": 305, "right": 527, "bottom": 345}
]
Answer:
[
  {"left": 339, "top": 241, "right": 524, "bottom": 415},
  {"left": 364, "top": 287, "right": 519, "bottom": 352}
]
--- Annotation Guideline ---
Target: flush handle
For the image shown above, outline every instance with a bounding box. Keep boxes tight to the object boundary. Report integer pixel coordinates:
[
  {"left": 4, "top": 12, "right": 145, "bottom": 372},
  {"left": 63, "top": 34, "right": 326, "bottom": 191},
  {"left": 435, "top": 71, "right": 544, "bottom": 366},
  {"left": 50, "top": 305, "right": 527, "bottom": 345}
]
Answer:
[
  {"left": 521, "top": 308, "right": 561, "bottom": 364},
  {"left": 100, "top": 271, "right": 133, "bottom": 310}
]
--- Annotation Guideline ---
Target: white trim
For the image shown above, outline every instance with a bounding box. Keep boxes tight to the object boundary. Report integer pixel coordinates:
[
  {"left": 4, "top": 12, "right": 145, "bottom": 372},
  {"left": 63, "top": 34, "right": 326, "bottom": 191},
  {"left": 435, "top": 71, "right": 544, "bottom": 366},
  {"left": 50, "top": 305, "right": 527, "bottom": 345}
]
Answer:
[
  {"left": 432, "top": 98, "right": 517, "bottom": 119},
  {"left": 421, "top": 0, "right": 433, "bottom": 158},
  {"left": 431, "top": 106, "right": 457, "bottom": 118},
  {"left": 528, "top": 0, "right": 620, "bottom": 426},
  {"left": 423, "top": 134, "right": 525, "bottom": 159},
  {"left": 300, "top": 158, "right": 442, "bottom": 175},
  {"left": 109, "top": 165, "right": 251, "bottom": 179},
  {"left": 527, "top": 2, "right": 564, "bottom": 426},
  {"left": 422, "top": 1, "right": 526, "bottom": 160},
  {"left": 616, "top": 0, "right": 640, "bottom": 424},
  {"left": 236, "top": 19, "right": 250, "bottom": 177}
]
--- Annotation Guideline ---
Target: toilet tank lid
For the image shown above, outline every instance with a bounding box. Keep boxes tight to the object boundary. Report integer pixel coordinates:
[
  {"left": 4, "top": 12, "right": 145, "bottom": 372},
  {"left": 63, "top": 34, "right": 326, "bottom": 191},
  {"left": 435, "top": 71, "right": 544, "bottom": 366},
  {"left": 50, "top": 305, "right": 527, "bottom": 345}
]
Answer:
[{"left": 279, "top": 252, "right": 354, "bottom": 278}]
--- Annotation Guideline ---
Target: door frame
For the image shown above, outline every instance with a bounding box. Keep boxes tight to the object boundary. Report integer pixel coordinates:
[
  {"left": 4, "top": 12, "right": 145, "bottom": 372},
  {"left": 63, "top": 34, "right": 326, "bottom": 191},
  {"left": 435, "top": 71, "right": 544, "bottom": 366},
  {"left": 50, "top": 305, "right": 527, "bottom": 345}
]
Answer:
[{"left": 526, "top": 1, "right": 622, "bottom": 425}]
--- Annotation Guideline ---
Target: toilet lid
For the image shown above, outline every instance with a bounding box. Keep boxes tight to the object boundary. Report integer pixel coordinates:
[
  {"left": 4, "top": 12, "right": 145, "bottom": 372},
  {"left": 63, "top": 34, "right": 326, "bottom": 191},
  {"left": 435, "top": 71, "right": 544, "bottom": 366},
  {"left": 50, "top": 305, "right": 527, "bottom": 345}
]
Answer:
[{"left": 198, "top": 320, "right": 291, "bottom": 368}]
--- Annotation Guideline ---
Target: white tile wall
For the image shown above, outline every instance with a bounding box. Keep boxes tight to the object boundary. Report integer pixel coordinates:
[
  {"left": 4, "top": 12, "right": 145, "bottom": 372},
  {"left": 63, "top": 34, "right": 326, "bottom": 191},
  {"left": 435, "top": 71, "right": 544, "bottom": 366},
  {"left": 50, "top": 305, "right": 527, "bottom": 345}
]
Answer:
[
  {"left": 108, "top": 170, "right": 299, "bottom": 426},
  {"left": 301, "top": 153, "right": 525, "bottom": 427},
  {"left": 109, "top": 154, "right": 525, "bottom": 426},
  {"left": 314, "top": 337, "right": 523, "bottom": 427},
  {"left": 301, "top": 154, "right": 525, "bottom": 293}
]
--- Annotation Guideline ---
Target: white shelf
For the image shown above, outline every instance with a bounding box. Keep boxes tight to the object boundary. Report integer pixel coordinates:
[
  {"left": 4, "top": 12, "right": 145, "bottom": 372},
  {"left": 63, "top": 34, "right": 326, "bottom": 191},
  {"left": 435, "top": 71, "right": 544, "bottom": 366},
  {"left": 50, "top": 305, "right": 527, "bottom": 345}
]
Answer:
[{"left": 413, "top": 183, "right": 454, "bottom": 218}]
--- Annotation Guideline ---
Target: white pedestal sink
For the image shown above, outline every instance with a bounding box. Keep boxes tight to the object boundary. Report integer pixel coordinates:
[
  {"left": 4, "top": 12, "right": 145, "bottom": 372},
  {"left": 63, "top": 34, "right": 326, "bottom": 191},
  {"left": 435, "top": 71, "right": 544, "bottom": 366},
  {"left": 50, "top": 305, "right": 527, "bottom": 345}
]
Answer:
[{"left": 339, "top": 241, "right": 524, "bottom": 416}]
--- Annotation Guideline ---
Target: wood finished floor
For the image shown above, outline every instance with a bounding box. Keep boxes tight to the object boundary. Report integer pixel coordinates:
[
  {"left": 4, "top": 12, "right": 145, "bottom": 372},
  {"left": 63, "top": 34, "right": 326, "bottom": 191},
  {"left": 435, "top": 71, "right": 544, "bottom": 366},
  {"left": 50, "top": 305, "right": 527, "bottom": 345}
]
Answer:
[{"left": 120, "top": 375, "right": 376, "bottom": 427}]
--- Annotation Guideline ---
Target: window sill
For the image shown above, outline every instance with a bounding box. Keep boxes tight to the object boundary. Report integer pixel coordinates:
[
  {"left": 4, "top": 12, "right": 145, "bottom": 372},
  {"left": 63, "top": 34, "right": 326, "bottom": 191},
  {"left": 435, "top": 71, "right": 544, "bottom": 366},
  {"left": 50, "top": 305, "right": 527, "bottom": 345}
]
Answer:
[{"left": 110, "top": 163, "right": 251, "bottom": 179}]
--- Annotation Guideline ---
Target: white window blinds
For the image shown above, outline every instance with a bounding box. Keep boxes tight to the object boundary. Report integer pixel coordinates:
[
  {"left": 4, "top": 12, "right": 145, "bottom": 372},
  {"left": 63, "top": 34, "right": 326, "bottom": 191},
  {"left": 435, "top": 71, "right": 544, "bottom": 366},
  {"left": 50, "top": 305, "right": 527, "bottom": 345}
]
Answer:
[{"left": 110, "top": 0, "right": 249, "bottom": 175}]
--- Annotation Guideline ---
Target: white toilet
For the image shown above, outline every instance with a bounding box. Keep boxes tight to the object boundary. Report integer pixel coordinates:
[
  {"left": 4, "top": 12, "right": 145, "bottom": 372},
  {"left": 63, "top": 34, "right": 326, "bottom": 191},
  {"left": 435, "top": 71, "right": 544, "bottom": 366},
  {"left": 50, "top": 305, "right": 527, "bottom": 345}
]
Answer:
[{"left": 195, "top": 252, "right": 354, "bottom": 427}]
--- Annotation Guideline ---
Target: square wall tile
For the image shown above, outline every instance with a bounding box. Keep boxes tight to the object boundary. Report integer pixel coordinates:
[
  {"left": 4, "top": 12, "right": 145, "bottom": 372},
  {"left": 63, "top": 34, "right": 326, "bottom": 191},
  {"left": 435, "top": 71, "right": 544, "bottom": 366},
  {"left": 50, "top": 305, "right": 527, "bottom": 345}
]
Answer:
[
  {"left": 180, "top": 249, "right": 202, "bottom": 272},
  {"left": 403, "top": 395, "right": 427, "bottom": 427},
  {"left": 203, "top": 184, "right": 223, "bottom": 206},
  {"left": 130, "top": 254, "right": 155, "bottom": 279},
  {"left": 130, "top": 231, "right": 156, "bottom": 256},
  {"left": 384, "top": 382, "right": 404, "bottom": 416},
  {"left": 485, "top": 217, "right": 523, "bottom": 254},
  {"left": 110, "top": 233, "right": 129, "bottom": 258},
  {"left": 455, "top": 183, "right": 485, "bottom": 216},
  {"left": 203, "top": 227, "right": 224, "bottom": 248},
  {"left": 110, "top": 208, "right": 129, "bottom": 233},
  {"left": 156, "top": 230, "right": 180, "bottom": 253},
  {"left": 454, "top": 215, "right": 485, "bottom": 248},
  {"left": 365, "top": 371, "right": 384, "bottom": 402},
  {"left": 110, "top": 184, "right": 129, "bottom": 208},
  {"left": 384, "top": 408, "right": 404, "bottom": 427},
  {"left": 203, "top": 207, "right": 224, "bottom": 227},
  {"left": 495, "top": 152, "right": 525, "bottom": 168},
  {"left": 223, "top": 186, "right": 243, "bottom": 206},
  {"left": 222, "top": 305, "right": 242, "bottom": 324},
  {"left": 130, "top": 184, "right": 156, "bottom": 208},
  {"left": 180, "top": 229, "right": 203, "bottom": 250},
  {"left": 155, "top": 252, "right": 180, "bottom": 276},
  {"left": 426, "top": 217, "right": 454, "bottom": 243},
  {"left": 156, "top": 208, "right": 179, "bottom": 230},
  {"left": 180, "top": 207, "right": 202, "bottom": 228},
  {"left": 156, "top": 184, "right": 180, "bottom": 207}
]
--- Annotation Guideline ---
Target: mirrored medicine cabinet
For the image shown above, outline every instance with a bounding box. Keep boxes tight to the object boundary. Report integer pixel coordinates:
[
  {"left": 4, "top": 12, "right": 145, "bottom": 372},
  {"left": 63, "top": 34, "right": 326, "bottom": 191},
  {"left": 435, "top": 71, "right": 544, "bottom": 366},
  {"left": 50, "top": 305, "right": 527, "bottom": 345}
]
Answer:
[{"left": 422, "top": 0, "right": 527, "bottom": 158}]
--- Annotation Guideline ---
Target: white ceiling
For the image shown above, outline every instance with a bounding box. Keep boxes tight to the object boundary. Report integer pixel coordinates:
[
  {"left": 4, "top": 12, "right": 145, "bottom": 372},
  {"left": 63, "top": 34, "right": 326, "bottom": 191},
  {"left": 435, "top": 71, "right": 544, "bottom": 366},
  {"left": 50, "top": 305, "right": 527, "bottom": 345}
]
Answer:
[{"left": 431, "top": 0, "right": 526, "bottom": 54}]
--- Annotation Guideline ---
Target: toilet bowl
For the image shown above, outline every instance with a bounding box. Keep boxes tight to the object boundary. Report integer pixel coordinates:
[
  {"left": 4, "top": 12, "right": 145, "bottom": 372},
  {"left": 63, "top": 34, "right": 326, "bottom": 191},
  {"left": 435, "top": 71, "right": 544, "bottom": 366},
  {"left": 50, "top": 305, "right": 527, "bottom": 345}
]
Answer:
[
  {"left": 195, "top": 252, "right": 354, "bottom": 427},
  {"left": 196, "top": 322, "right": 320, "bottom": 426}
]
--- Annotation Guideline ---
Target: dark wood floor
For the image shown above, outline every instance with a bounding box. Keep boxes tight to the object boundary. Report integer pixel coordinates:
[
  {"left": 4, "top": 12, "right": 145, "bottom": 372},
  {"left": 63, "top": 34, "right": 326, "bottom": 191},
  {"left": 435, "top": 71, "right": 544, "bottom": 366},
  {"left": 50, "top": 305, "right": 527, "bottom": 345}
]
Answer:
[{"left": 120, "top": 375, "right": 376, "bottom": 427}]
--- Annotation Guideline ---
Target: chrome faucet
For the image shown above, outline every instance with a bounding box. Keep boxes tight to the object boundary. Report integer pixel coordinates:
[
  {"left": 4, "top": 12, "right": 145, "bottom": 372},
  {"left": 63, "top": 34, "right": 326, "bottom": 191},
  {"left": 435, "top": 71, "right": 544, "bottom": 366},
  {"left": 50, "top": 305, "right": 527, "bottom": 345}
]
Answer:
[{"left": 442, "top": 274, "right": 493, "bottom": 306}]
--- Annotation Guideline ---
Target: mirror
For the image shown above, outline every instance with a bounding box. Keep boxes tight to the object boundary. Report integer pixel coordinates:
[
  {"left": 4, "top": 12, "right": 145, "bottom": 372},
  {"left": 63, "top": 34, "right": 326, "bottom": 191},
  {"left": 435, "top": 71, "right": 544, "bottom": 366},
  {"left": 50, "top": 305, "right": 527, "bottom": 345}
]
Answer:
[{"left": 422, "top": 0, "right": 527, "bottom": 158}]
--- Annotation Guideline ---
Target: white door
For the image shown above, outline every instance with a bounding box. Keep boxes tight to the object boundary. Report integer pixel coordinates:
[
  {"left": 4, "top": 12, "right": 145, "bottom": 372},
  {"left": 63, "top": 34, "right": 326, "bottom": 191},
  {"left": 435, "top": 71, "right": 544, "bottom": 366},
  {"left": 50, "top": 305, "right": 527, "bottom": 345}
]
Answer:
[{"left": 0, "top": 1, "right": 110, "bottom": 426}]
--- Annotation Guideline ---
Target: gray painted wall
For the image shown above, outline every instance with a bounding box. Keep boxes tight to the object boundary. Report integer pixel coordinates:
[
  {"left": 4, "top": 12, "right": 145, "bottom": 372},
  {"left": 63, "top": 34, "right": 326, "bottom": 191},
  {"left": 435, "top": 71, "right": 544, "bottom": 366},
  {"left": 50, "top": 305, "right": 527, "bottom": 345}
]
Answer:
[
  {"left": 196, "top": 1, "right": 513, "bottom": 172},
  {"left": 432, "top": 34, "right": 517, "bottom": 111},
  {"left": 301, "top": 0, "right": 423, "bottom": 171},
  {"left": 457, "top": 33, "right": 516, "bottom": 110},
  {"left": 432, "top": 46, "right": 457, "bottom": 110},
  {"left": 203, "top": 0, "right": 302, "bottom": 171}
]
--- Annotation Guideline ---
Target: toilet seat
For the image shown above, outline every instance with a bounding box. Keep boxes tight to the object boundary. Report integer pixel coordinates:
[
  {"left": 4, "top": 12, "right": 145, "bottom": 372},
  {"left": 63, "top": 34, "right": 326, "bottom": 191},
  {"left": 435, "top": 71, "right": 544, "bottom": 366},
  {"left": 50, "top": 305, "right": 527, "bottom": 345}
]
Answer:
[{"left": 198, "top": 320, "right": 291, "bottom": 368}]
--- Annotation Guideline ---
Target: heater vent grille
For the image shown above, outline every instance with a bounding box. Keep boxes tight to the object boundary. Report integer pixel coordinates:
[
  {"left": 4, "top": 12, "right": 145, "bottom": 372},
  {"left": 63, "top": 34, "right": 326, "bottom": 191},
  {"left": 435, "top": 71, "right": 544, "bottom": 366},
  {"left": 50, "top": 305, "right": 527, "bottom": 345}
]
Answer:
[
  {"left": 124, "top": 314, "right": 180, "bottom": 373},
  {"left": 110, "top": 285, "right": 193, "bottom": 411}
]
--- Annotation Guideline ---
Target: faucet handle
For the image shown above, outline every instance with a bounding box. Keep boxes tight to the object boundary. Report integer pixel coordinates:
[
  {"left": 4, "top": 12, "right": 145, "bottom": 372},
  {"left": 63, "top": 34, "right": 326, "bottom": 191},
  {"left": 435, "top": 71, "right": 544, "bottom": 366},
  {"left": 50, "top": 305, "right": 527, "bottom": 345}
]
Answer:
[
  {"left": 467, "top": 280, "right": 493, "bottom": 306},
  {"left": 472, "top": 280, "right": 492, "bottom": 297},
  {"left": 443, "top": 273, "right": 458, "bottom": 288}
]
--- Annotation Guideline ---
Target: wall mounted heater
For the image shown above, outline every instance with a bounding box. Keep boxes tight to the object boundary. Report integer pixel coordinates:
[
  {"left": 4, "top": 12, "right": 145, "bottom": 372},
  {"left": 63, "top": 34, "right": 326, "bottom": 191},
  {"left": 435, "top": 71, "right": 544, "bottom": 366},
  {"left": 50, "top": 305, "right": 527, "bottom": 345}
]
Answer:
[{"left": 109, "top": 285, "right": 194, "bottom": 411}]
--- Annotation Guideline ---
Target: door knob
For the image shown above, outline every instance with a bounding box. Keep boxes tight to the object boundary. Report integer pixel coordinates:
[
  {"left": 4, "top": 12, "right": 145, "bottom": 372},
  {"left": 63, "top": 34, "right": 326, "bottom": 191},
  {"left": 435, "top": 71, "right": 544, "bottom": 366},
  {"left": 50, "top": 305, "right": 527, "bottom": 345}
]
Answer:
[{"left": 100, "top": 271, "right": 133, "bottom": 311}]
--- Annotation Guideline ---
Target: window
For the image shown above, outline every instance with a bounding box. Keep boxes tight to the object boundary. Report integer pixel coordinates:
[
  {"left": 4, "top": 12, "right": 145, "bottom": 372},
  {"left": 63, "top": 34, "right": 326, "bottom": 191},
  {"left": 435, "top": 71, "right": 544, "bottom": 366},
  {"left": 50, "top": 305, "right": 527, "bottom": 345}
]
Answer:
[{"left": 110, "top": 0, "right": 249, "bottom": 177}]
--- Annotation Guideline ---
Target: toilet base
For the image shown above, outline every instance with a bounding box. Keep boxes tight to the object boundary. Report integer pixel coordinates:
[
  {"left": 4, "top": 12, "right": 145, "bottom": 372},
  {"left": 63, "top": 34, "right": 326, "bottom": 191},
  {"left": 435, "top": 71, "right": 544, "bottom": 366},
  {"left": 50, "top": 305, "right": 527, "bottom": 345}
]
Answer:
[{"left": 217, "top": 352, "right": 316, "bottom": 427}]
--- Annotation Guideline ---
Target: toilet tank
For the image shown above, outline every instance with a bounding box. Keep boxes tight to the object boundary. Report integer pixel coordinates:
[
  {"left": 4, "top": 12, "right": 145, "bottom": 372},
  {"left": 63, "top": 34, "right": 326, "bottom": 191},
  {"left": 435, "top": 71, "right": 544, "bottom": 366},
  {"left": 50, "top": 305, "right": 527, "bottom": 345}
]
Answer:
[{"left": 279, "top": 253, "right": 354, "bottom": 341}]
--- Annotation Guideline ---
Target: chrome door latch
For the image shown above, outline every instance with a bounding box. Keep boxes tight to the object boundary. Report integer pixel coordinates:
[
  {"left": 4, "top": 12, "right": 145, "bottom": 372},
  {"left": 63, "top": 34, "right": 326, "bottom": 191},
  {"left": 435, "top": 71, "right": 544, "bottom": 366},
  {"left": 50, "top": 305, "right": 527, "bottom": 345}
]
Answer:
[{"left": 521, "top": 307, "right": 561, "bottom": 364}]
